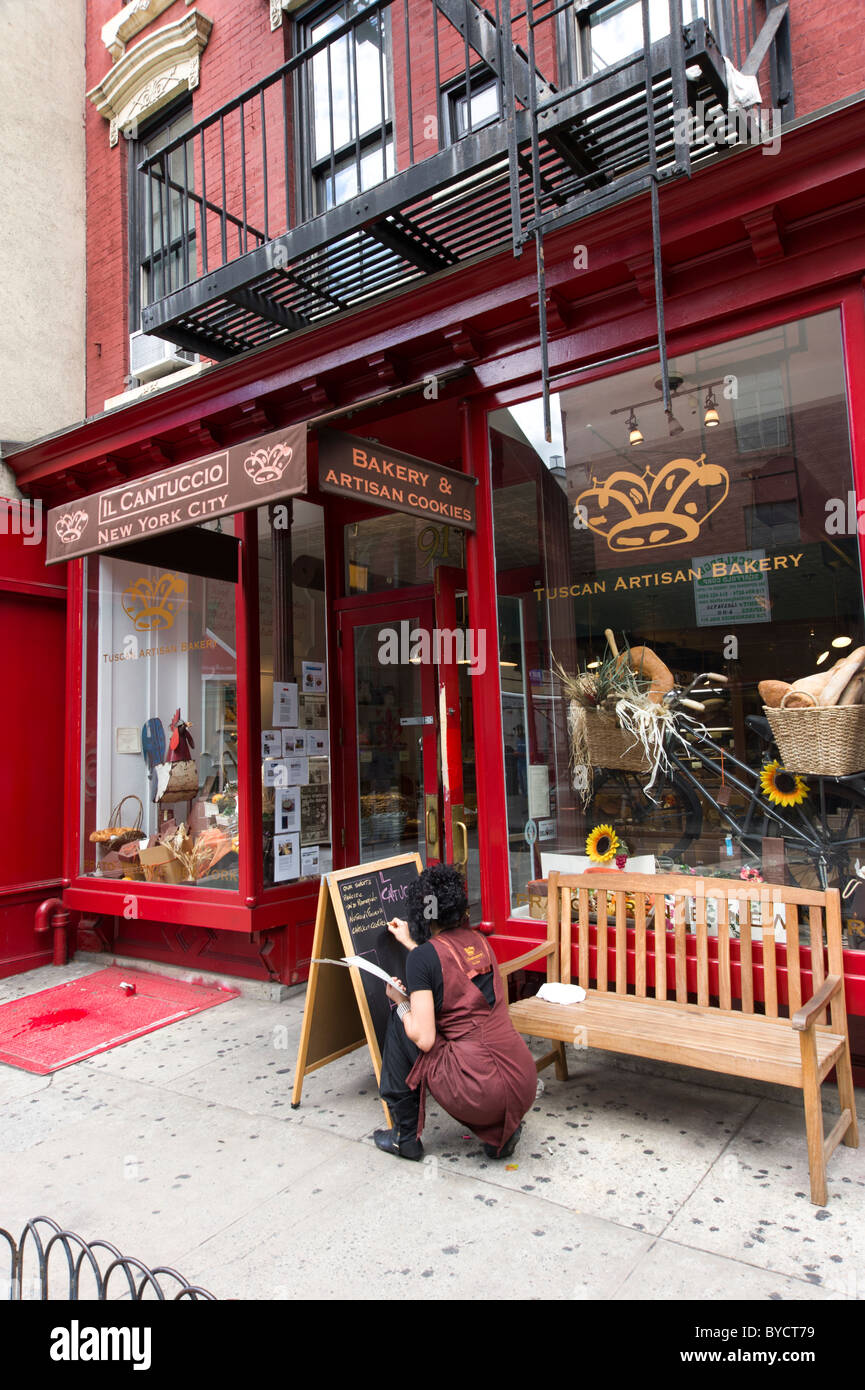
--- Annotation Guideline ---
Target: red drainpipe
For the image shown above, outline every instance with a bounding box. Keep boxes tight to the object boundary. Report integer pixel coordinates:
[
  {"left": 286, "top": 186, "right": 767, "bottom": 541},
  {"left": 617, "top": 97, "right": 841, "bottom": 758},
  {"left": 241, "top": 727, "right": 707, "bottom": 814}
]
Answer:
[{"left": 34, "top": 899, "right": 72, "bottom": 966}]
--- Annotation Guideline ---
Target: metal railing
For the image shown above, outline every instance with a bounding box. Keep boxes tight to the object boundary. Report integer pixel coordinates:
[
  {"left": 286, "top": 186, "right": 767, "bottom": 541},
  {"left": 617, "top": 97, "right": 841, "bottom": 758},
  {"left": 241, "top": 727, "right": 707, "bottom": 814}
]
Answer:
[{"left": 1, "top": 1216, "right": 216, "bottom": 1300}]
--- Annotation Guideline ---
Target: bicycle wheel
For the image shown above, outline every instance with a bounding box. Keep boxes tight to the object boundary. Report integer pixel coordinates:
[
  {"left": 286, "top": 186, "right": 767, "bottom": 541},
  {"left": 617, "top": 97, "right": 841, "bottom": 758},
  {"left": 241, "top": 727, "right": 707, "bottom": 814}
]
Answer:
[
  {"left": 781, "top": 781, "right": 865, "bottom": 893},
  {"left": 586, "top": 770, "right": 702, "bottom": 860}
]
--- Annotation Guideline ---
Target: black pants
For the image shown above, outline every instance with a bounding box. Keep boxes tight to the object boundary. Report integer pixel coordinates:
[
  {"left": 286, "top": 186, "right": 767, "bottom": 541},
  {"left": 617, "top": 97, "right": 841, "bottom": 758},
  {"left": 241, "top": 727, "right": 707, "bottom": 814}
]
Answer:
[{"left": 379, "top": 1007, "right": 421, "bottom": 1131}]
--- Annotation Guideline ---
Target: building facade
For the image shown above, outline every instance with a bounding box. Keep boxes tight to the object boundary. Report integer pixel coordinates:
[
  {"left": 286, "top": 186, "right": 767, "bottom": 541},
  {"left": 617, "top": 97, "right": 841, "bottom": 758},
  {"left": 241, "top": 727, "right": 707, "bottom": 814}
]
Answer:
[{"left": 6, "top": 0, "right": 865, "bottom": 1072}]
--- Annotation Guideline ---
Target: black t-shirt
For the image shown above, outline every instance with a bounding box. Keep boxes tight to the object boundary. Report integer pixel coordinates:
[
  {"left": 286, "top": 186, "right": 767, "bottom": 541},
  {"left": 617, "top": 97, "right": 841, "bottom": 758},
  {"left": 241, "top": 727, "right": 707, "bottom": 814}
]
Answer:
[{"left": 405, "top": 937, "right": 496, "bottom": 1012}]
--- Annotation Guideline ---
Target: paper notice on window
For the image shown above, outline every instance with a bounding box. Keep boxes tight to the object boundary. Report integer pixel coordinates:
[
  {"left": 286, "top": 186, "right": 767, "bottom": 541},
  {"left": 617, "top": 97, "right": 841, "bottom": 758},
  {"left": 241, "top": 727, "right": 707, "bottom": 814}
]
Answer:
[
  {"left": 273, "top": 681, "right": 298, "bottom": 727},
  {"left": 528, "top": 764, "right": 551, "bottom": 819}
]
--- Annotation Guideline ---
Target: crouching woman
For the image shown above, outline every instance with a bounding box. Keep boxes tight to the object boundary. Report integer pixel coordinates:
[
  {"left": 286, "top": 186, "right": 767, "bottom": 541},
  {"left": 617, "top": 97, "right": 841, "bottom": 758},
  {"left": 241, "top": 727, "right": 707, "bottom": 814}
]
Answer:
[{"left": 375, "top": 864, "right": 537, "bottom": 1162}]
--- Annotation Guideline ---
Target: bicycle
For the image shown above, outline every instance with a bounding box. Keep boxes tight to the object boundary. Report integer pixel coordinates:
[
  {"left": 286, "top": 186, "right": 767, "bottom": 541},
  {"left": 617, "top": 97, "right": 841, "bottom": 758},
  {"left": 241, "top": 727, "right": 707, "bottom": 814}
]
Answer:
[{"left": 586, "top": 670, "right": 865, "bottom": 902}]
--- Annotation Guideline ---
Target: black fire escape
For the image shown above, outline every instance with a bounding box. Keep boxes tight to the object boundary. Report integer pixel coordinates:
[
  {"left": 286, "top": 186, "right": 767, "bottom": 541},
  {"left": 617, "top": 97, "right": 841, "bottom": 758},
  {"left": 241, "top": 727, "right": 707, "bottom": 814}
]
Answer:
[{"left": 137, "top": 0, "right": 792, "bottom": 422}]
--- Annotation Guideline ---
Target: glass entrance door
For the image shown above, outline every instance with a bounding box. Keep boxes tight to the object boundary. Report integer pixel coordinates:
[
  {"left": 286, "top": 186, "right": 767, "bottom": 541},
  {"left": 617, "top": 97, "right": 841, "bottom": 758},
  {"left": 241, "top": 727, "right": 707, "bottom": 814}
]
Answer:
[{"left": 337, "top": 589, "right": 480, "bottom": 918}]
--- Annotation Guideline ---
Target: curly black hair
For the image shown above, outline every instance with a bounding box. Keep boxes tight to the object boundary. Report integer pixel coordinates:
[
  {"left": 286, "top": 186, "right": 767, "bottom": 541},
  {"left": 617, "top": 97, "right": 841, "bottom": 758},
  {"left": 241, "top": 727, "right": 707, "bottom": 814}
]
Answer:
[{"left": 405, "top": 864, "right": 469, "bottom": 945}]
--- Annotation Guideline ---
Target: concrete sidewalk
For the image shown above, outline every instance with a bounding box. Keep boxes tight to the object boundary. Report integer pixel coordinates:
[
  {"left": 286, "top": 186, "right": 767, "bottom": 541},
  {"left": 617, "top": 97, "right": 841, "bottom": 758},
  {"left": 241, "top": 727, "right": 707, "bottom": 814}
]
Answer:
[{"left": 1, "top": 960, "right": 863, "bottom": 1300}]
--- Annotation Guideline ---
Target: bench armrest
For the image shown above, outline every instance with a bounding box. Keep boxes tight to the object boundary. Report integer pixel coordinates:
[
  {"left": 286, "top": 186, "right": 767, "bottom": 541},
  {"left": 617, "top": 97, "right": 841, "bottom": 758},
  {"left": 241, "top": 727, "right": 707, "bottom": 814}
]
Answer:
[
  {"left": 792, "top": 974, "right": 842, "bottom": 1032},
  {"left": 498, "top": 941, "right": 556, "bottom": 979}
]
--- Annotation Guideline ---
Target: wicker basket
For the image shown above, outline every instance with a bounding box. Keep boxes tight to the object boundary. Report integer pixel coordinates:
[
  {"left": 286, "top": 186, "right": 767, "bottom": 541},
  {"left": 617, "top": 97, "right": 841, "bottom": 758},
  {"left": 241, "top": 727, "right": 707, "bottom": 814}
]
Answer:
[
  {"left": 764, "top": 695, "right": 865, "bottom": 776},
  {"left": 577, "top": 706, "right": 652, "bottom": 773}
]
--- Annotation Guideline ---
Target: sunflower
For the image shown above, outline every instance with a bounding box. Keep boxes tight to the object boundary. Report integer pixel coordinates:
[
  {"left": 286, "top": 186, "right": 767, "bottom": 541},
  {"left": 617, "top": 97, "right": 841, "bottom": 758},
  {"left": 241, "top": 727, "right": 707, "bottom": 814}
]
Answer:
[
  {"left": 586, "top": 824, "right": 620, "bottom": 864},
  {"left": 760, "top": 760, "right": 808, "bottom": 808}
]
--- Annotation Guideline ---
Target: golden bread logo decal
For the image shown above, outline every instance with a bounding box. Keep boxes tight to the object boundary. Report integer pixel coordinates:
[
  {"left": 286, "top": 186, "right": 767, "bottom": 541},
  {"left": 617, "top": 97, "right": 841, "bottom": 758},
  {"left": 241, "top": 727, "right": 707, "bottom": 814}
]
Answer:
[
  {"left": 243, "top": 441, "right": 294, "bottom": 486},
  {"left": 54, "top": 509, "right": 89, "bottom": 545},
  {"left": 575, "top": 455, "right": 729, "bottom": 552},
  {"left": 121, "top": 572, "right": 187, "bottom": 632}
]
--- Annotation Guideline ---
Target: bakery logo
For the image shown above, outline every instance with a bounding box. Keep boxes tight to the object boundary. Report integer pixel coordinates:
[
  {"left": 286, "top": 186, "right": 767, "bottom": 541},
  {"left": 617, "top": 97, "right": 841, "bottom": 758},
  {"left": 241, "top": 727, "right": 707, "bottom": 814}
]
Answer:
[
  {"left": 54, "top": 509, "right": 89, "bottom": 545},
  {"left": 574, "top": 455, "right": 729, "bottom": 552},
  {"left": 243, "top": 441, "right": 294, "bottom": 486},
  {"left": 121, "top": 572, "right": 187, "bottom": 632}
]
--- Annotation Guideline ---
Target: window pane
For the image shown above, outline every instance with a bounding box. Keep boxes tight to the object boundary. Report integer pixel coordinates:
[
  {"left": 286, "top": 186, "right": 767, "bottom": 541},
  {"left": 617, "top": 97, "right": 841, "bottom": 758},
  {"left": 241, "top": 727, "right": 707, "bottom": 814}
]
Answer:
[
  {"left": 589, "top": 0, "right": 705, "bottom": 71},
  {"left": 258, "top": 502, "right": 332, "bottom": 886},
  {"left": 82, "top": 546, "right": 238, "bottom": 890},
  {"left": 310, "top": 2, "right": 389, "bottom": 162},
  {"left": 489, "top": 310, "right": 865, "bottom": 919}
]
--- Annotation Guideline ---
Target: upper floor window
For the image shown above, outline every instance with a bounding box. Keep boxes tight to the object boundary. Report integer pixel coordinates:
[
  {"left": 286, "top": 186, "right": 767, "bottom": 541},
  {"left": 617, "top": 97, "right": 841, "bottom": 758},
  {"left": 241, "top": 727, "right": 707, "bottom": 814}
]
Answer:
[
  {"left": 129, "top": 102, "right": 195, "bottom": 329},
  {"left": 578, "top": 0, "right": 707, "bottom": 76},
  {"left": 301, "top": 0, "right": 394, "bottom": 216},
  {"left": 443, "top": 68, "right": 501, "bottom": 143}
]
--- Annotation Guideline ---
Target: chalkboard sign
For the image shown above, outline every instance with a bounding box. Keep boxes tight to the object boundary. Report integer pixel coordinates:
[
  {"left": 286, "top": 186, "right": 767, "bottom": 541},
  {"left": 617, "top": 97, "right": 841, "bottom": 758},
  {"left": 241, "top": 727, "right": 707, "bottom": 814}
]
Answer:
[
  {"left": 292, "top": 852, "right": 423, "bottom": 1123},
  {"left": 334, "top": 859, "right": 418, "bottom": 1050}
]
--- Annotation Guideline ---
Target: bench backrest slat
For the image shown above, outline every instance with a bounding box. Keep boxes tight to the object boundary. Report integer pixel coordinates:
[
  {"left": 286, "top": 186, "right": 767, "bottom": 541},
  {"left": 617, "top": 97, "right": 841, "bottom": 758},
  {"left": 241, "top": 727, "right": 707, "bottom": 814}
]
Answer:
[{"left": 543, "top": 871, "right": 844, "bottom": 1026}]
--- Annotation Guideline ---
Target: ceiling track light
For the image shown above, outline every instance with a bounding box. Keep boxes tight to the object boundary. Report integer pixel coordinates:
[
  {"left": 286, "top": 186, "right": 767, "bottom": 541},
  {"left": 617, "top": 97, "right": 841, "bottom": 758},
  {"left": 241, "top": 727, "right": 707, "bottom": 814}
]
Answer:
[
  {"left": 704, "top": 387, "right": 720, "bottom": 428},
  {"left": 627, "top": 408, "right": 643, "bottom": 446},
  {"left": 666, "top": 408, "right": 684, "bottom": 438}
]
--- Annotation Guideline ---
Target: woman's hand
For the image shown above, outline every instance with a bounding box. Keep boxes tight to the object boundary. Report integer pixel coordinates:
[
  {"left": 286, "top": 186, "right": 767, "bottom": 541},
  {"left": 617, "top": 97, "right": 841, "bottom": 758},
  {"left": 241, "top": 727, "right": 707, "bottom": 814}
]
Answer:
[
  {"left": 387, "top": 917, "right": 414, "bottom": 951},
  {"left": 385, "top": 978, "right": 406, "bottom": 1005}
]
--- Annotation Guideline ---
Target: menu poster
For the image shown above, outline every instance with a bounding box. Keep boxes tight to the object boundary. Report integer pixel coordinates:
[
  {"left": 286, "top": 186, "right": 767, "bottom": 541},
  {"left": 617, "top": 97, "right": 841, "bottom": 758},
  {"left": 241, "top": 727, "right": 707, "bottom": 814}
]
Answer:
[
  {"left": 301, "top": 845, "right": 320, "bottom": 876},
  {"left": 263, "top": 759, "right": 289, "bottom": 788},
  {"left": 284, "top": 754, "right": 309, "bottom": 786},
  {"left": 302, "top": 661, "right": 326, "bottom": 695},
  {"left": 273, "top": 681, "right": 299, "bottom": 727},
  {"left": 274, "top": 832, "right": 300, "bottom": 881},
  {"left": 306, "top": 730, "right": 328, "bottom": 757},
  {"left": 282, "top": 729, "right": 306, "bottom": 756},
  {"left": 262, "top": 729, "right": 282, "bottom": 759},
  {"left": 275, "top": 786, "right": 301, "bottom": 834},
  {"left": 301, "top": 783, "right": 329, "bottom": 845}
]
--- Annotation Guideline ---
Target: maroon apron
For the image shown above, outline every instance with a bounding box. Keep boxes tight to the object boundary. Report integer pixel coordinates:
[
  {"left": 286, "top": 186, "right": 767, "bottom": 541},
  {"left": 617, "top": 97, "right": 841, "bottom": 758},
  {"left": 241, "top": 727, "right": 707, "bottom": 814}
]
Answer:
[{"left": 406, "top": 926, "right": 537, "bottom": 1152}]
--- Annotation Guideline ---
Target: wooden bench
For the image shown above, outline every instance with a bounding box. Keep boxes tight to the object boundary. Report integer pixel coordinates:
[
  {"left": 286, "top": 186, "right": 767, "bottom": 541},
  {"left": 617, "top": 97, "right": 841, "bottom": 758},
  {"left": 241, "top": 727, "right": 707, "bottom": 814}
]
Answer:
[{"left": 503, "top": 871, "right": 859, "bottom": 1205}]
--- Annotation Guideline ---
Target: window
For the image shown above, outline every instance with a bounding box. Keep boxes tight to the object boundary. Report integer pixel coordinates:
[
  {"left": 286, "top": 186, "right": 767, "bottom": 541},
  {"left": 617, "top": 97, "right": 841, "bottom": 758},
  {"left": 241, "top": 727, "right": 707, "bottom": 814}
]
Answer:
[
  {"left": 578, "top": 0, "right": 707, "bottom": 76},
  {"left": 443, "top": 68, "right": 501, "bottom": 143},
  {"left": 488, "top": 310, "right": 862, "bottom": 913},
  {"left": 301, "top": 0, "right": 394, "bottom": 216},
  {"left": 129, "top": 102, "right": 195, "bottom": 328},
  {"left": 81, "top": 540, "right": 238, "bottom": 890},
  {"left": 733, "top": 367, "right": 791, "bottom": 453}
]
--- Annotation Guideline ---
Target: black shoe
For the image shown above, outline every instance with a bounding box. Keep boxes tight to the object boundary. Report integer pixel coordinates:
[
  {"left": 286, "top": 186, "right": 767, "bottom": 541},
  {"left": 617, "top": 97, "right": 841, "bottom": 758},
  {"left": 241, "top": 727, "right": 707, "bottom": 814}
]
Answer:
[
  {"left": 483, "top": 1124, "right": 523, "bottom": 1160},
  {"left": 374, "top": 1128, "right": 424, "bottom": 1161}
]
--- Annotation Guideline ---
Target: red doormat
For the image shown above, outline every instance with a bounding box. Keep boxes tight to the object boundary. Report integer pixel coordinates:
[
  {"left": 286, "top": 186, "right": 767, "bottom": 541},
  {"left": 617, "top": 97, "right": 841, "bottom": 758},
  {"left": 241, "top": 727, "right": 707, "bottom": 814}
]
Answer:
[{"left": 0, "top": 967, "right": 240, "bottom": 1074}]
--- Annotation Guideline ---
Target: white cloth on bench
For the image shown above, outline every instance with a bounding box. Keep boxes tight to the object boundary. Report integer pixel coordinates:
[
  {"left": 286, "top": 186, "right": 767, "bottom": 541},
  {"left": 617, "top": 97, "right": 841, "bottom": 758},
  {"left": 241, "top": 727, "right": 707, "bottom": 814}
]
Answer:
[{"left": 536, "top": 982, "right": 587, "bottom": 1005}]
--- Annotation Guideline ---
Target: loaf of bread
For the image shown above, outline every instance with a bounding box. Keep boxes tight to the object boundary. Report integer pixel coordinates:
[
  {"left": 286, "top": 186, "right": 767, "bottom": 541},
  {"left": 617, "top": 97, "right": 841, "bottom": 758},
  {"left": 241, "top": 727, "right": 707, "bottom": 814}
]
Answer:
[{"left": 758, "top": 680, "right": 791, "bottom": 708}]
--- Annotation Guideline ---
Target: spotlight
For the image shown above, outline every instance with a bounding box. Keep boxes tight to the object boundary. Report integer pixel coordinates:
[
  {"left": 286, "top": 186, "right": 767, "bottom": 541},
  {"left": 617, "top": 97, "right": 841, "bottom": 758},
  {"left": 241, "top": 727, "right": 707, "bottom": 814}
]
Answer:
[
  {"left": 816, "top": 651, "right": 829, "bottom": 666},
  {"left": 704, "top": 388, "right": 720, "bottom": 428},
  {"left": 832, "top": 635, "right": 853, "bottom": 649},
  {"left": 627, "top": 409, "right": 643, "bottom": 446},
  {"left": 667, "top": 410, "right": 684, "bottom": 438}
]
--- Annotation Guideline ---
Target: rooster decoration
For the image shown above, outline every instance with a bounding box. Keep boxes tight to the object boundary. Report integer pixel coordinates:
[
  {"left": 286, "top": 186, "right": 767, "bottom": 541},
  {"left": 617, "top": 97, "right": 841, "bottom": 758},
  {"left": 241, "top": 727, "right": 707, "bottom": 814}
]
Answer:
[{"left": 168, "top": 709, "right": 195, "bottom": 763}]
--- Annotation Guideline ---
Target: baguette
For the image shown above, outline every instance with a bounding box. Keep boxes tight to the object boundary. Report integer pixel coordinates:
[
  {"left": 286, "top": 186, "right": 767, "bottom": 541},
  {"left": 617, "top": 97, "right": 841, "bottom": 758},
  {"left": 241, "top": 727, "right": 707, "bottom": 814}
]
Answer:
[
  {"left": 818, "top": 646, "right": 865, "bottom": 706},
  {"left": 620, "top": 645, "right": 674, "bottom": 704}
]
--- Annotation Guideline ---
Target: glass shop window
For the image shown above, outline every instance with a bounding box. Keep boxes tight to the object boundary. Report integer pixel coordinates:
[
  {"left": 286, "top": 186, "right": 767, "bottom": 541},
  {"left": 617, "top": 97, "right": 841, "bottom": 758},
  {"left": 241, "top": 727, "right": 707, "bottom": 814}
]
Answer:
[
  {"left": 81, "top": 542, "right": 239, "bottom": 889},
  {"left": 258, "top": 500, "right": 332, "bottom": 887},
  {"left": 344, "top": 512, "right": 465, "bottom": 594},
  {"left": 489, "top": 310, "right": 865, "bottom": 936}
]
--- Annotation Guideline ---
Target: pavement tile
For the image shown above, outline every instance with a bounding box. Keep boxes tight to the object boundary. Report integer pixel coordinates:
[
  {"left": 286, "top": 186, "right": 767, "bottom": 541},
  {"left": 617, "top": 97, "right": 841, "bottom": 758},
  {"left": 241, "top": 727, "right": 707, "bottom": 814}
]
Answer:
[
  {"left": 613, "top": 1236, "right": 849, "bottom": 1301},
  {"left": 664, "top": 1095, "right": 865, "bottom": 1294}
]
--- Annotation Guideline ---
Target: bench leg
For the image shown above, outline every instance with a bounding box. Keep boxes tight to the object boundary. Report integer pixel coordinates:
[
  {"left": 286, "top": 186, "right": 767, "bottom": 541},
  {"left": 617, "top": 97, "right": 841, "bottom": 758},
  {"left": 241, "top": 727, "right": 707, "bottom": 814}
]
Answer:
[
  {"left": 554, "top": 1041, "right": 568, "bottom": 1081},
  {"left": 800, "top": 1029, "right": 828, "bottom": 1206},
  {"left": 835, "top": 1044, "right": 859, "bottom": 1150}
]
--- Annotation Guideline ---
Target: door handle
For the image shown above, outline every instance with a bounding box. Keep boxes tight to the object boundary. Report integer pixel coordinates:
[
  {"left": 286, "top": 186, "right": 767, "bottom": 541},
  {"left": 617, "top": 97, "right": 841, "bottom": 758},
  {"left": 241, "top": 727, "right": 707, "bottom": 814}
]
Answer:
[
  {"left": 424, "top": 793, "right": 440, "bottom": 860},
  {"left": 454, "top": 819, "right": 468, "bottom": 871},
  {"left": 426, "top": 807, "right": 438, "bottom": 843}
]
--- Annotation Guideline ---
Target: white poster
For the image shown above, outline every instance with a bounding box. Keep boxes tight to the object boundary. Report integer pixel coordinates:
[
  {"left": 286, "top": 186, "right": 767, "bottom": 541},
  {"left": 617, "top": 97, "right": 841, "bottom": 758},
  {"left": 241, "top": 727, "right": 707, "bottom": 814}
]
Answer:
[
  {"left": 301, "top": 845, "right": 320, "bottom": 876},
  {"left": 263, "top": 759, "right": 289, "bottom": 788},
  {"left": 281, "top": 728, "right": 306, "bottom": 756},
  {"left": 283, "top": 754, "right": 309, "bottom": 786},
  {"left": 262, "top": 729, "right": 282, "bottom": 758},
  {"left": 302, "top": 661, "right": 326, "bottom": 695},
  {"left": 528, "top": 764, "right": 551, "bottom": 819},
  {"left": 273, "top": 681, "right": 299, "bottom": 727},
  {"left": 274, "top": 832, "right": 300, "bottom": 881},
  {"left": 275, "top": 786, "right": 301, "bottom": 834},
  {"left": 306, "top": 730, "right": 328, "bottom": 756},
  {"left": 692, "top": 550, "right": 771, "bottom": 627}
]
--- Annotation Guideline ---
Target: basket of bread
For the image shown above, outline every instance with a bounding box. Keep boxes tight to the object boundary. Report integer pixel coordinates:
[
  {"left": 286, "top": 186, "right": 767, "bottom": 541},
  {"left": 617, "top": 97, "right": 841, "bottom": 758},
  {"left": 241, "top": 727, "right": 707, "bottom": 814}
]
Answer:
[
  {"left": 88, "top": 795, "right": 144, "bottom": 853},
  {"left": 761, "top": 647, "right": 865, "bottom": 776}
]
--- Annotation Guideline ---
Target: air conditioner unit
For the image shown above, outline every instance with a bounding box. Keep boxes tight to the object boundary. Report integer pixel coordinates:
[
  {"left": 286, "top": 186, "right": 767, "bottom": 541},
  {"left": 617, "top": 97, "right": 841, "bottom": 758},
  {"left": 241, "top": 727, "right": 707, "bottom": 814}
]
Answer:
[{"left": 129, "top": 331, "right": 197, "bottom": 384}]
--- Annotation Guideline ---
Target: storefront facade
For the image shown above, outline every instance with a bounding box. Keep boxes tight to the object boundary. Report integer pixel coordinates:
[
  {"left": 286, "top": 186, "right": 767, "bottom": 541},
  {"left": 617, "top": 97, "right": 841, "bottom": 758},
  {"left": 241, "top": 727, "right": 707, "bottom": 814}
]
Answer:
[{"left": 6, "top": 1, "right": 865, "bottom": 1073}]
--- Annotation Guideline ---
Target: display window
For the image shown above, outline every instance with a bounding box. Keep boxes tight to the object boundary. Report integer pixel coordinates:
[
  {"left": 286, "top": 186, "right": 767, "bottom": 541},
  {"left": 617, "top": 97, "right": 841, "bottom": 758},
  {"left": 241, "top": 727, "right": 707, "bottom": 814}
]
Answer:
[
  {"left": 489, "top": 309, "right": 865, "bottom": 936},
  {"left": 81, "top": 540, "right": 239, "bottom": 889}
]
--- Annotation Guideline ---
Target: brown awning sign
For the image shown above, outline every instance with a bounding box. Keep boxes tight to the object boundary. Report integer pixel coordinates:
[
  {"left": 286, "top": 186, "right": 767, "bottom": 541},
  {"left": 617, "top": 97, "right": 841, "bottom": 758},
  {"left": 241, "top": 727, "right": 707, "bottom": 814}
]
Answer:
[
  {"left": 45, "top": 424, "right": 307, "bottom": 565},
  {"left": 317, "top": 429, "right": 477, "bottom": 532}
]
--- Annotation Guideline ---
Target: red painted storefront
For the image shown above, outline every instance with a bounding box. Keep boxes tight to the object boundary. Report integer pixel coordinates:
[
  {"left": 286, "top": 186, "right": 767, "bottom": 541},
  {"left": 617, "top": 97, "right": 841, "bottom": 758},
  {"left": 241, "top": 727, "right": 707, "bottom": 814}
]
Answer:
[{"left": 4, "top": 1, "right": 865, "bottom": 1075}]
